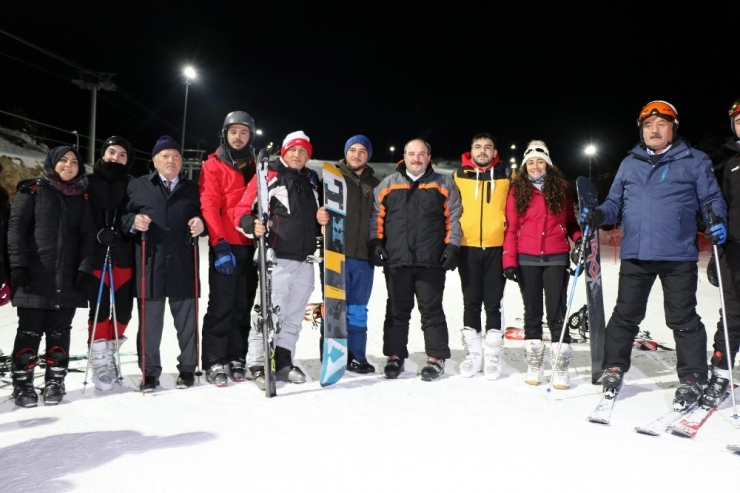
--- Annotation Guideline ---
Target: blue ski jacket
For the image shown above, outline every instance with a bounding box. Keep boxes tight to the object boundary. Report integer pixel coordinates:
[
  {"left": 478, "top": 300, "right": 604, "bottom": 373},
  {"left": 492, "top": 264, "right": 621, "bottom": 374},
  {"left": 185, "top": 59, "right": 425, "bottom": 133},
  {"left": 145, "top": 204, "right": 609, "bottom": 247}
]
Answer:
[{"left": 598, "top": 138, "right": 727, "bottom": 262}]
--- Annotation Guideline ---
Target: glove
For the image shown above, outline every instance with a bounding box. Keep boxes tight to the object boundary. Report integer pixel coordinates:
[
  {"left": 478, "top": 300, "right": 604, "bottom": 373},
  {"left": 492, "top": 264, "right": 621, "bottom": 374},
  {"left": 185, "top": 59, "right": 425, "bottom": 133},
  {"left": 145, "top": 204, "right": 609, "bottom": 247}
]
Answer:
[
  {"left": 580, "top": 206, "right": 605, "bottom": 228},
  {"left": 439, "top": 245, "right": 459, "bottom": 271},
  {"left": 503, "top": 267, "right": 518, "bottom": 283},
  {"left": 706, "top": 223, "right": 727, "bottom": 245},
  {"left": 369, "top": 240, "right": 388, "bottom": 267},
  {"left": 75, "top": 271, "right": 97, "bottom": 293},
  {"left": 213, "top": 240, "right": 236, "bottom": 276},
  {"left": 96, "top": 228, "right": 118, "bottom": 247},
  {"left": 11, "top": 267, "right": 30, "bottom": 289},
  {"left": 570, "top": 237, "right": 586, "bottom": 268},
  {"left": 707, "top": 254, "right": 719, "bottom": 287}
]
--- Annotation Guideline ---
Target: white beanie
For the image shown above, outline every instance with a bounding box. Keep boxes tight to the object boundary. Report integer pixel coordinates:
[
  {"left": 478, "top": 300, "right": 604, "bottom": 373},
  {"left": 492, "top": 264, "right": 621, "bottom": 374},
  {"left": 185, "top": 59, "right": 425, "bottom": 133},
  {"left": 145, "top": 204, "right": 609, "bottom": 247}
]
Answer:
[
  {"left": 522, "top": 140, "right": 552, "bottom": 166},
  {"left": 281, "top": 130, "right": 312, "bottom": 158}
]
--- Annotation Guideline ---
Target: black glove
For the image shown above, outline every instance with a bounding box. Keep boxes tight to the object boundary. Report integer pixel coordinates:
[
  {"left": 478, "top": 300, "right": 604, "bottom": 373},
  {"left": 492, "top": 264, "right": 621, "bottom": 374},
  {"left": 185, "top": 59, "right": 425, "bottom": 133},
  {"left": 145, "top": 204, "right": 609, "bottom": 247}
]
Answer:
[
  {"left": 503, "top": 267, "right": 518, "bottom": 283},
  {"left": 369, "top": 240, "right": 388, "bottom": 267},
  {"left": 11, "top": 267, "right": 30, "bottom": 289},
  {"left": 707, "top": 254, "right": 719, "bottom": 287},
  {"left": 580, "top": 206, "right": 605, "bottom": 228},
  {"left": 75, "top": 271, "right": 97, "bottom": 293},
  {"left": 97, "top": 228, "right": 118, "bottom": 247},
  {"left": 570, "top": 237, "right": 586, "bottom": 268},
  {"left": 439, "top": 245, "right": 459, "bottom": 271}
]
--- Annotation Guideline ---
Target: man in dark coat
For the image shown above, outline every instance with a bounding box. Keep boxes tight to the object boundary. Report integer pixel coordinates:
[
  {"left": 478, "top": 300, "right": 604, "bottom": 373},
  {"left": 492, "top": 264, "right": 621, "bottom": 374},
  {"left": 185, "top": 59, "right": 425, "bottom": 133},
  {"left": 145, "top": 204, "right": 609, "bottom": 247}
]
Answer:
[{"left": 121, "top": 135, "right": 205, "bottom": 392}]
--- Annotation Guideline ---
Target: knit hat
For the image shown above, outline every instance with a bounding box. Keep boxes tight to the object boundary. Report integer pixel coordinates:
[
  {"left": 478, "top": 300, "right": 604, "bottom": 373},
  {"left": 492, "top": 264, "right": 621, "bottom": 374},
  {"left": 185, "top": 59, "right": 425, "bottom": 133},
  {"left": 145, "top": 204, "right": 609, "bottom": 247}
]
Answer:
[
  {"left": 151, "top": 135, "right": 182, "bottom": 157},
  {"left": 281, "top": 130, "right": 312, "bottom": 158},
  {"left": 344, "top": 134, "right": 373, "bottom": 160},
  {"left": 100, "top": 135, "right": 133, "bottom": 165},
  {"left": 522, "top": 140, "right": 552, "bottom": 166}
]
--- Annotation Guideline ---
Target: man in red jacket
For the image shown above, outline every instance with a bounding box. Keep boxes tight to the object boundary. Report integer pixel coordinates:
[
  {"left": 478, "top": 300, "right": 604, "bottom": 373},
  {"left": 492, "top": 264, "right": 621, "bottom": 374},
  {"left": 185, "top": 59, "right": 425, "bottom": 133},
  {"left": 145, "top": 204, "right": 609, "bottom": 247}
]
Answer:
[{"left": 198, "top": 111, "right": 260, "bottom": 386}]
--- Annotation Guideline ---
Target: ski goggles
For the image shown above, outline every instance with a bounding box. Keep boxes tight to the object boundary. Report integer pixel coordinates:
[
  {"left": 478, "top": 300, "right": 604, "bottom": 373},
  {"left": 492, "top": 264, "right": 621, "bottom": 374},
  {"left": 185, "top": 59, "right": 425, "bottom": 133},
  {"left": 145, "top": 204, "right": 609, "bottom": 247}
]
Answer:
[
  {"left": 730, "top": 100, "right": 740, "bottom": 118},
  {"left": 523, "top": 147, "right": 549, "bottom": 157},
  {"left": 637, "top": 100, "right": 678, "bottom": 126}
]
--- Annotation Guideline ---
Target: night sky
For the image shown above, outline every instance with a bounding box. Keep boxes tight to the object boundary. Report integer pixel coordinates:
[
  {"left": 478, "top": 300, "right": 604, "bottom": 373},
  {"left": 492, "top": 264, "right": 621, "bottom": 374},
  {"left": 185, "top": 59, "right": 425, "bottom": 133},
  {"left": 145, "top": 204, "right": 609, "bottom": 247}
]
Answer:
[{"left": 2, "top": 2, "right": 737, "bottom": 179}]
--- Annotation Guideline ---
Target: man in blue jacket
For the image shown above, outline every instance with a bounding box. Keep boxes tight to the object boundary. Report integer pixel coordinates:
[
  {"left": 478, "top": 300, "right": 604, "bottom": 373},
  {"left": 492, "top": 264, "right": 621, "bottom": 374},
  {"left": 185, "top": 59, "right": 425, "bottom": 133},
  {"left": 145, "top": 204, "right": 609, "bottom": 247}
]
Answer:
[{"left": 581, "top": 101, "right": 727, "bottom": 411}]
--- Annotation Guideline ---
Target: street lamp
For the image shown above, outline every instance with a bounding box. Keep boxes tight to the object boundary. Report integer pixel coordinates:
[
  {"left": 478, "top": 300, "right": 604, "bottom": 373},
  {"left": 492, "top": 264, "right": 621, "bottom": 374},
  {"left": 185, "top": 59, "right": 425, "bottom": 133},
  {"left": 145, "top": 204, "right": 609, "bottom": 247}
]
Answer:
[
  {"left": 585, "top": 144, "right": 597, "bottom": 180},
  {"left": 181, "top": 66, "right": 196, "bottom": 152},
  {"left": 390, "top": 146, "right": 395, "bottom": 163}
]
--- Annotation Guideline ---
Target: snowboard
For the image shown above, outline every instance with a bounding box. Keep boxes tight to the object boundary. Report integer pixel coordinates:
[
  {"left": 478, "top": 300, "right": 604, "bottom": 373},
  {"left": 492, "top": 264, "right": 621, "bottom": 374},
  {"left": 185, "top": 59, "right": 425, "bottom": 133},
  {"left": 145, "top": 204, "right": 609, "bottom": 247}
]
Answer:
[
  {"left": 319, "top": 163, "right": 348, "bottom": 387},
  {"left": 576, "top": 176, "right": 606, "bottom": 384}
]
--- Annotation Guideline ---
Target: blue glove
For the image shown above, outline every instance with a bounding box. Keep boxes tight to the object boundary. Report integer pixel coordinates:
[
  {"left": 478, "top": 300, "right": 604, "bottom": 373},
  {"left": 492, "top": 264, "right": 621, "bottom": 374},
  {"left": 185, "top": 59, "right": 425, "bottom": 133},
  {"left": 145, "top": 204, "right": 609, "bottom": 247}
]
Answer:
[
  {"left": 213, "top": 240, "right": 236, "bottom": 275},
  {"left": 580, "top": 206, "right": 604, "bottom": 228},
  {"left": 706, "top": 223, "right": 727, "bottom": 245}
]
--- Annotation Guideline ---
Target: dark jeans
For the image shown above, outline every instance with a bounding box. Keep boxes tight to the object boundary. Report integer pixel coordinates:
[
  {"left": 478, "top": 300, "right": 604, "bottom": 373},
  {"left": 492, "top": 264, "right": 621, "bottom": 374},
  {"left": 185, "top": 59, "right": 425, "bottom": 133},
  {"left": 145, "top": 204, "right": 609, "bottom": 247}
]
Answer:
[{"left": 458, "top": 246, "right": 506, "bottom": 332}]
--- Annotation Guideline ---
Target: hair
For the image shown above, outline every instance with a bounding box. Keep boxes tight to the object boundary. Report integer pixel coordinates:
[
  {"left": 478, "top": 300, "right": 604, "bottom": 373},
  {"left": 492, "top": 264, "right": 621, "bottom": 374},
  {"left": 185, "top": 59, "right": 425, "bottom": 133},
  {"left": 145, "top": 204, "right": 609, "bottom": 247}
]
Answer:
[
  {"left": 470, "top": 133, "right": 497, "bottom": 149},
  {"left": 403, "top": 138, "right": 432, "bottom": 154},
  {"left": 511, "top": 164, "right": 569, "bottom": 216}
]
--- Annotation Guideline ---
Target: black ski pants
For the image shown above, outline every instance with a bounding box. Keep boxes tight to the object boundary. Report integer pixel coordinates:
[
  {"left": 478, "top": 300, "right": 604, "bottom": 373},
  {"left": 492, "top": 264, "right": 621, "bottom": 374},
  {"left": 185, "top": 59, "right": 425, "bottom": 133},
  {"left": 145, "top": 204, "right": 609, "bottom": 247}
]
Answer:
[
  {"left": 382, "top": 266, "right": 450, "bottom": 360},
  {"left": 458, "top": 246, "right": 506, "bottom": 332},
  {"left": 518, "top": 264, "right": 570, "bottom": 342},
  {"left": 713, "top": 242, "right": 740, "bottom": 370},
  {"left": 604, "top": 259, "right": 707, "bottom": 383},
  {"left": 201, "top": 244, "right": 258, "bottom": 369},
  {"left": 13, "top": 307, "right": 75, "bottom": 359}
]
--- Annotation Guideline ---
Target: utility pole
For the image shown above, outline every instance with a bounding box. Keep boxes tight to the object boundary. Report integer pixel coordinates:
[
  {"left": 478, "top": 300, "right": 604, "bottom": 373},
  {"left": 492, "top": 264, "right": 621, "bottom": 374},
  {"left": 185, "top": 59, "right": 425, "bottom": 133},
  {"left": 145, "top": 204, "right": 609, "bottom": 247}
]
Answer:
[{"left": 72, "top": 72, "right": 116, "bottom": 166}]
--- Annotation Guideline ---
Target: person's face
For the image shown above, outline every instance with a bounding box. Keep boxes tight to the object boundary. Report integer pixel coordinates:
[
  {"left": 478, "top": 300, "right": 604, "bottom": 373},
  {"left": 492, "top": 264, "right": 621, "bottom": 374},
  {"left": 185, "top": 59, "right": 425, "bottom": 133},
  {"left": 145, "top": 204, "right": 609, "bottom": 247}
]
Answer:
[
  {"left": 103, "top": 144, "right": 128, "bottom": 165},
  {"left": 152, "top": 149, "right": 182, "bottom": 180},
  {"left": 283, "top": 145, "right": 310, "bottom": 170},
  {"left": 525, "top": 157, "right": 548, "bottom": 179},
  {"left": 471, "top": 138, "right": 496, "bottom": 167},
  {"left": 55, "top": 151, "right": 80, "bottom": 182},
  {"left": 641, "top": 115, "right": 674, "bottom": 150},
  {"left": 734, "top": 114, "right": 740, "bottom": 139},
  {"left": 345, "top": 144, "right": 369, "bottom": 173},
  {"left": 227, "top": 124, "right": 251, "bottom": 151},
  {"left": 403, "top": 140, "right": 431, "bottom": 176}
]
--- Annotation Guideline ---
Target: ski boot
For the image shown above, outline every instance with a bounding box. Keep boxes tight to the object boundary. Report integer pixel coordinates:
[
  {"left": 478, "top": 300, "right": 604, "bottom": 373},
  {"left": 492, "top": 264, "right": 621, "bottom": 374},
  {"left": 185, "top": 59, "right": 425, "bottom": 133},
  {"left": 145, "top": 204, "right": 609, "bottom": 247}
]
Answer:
[
  {"left": 602, "top": 366, "right": 624, "bottom": 398},
  {"left": 383, "top": 356, "right": 405, "bottom": 379},
  {"left": 42, "top": 346, "right": 68, "bottom": 405},
  {"left": 459, "top": 328, "right": 482, "bottom": 378},
  {"left": 12, "top": 348, "right": 39, "bottom": 408},
  {"left": 483, "top": 329, "right": 504, "bottom": 380},
  {"left": 420, "top": 357, "right": 445, "bottom": 381},
  {"left": 524, "top": 339, "right": 545, "bottom": 385},
  {"left": 551, "top": 343, "right": 573, "bottom": 389},
  {"left": 90, "top": 339, "right": 113, "bottom": 391}
]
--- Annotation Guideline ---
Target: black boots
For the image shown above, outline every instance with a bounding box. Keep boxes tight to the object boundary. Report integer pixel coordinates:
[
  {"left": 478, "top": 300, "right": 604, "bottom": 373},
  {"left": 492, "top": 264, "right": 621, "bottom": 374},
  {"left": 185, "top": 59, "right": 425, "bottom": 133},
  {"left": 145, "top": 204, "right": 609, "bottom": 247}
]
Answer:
[
  {"left": 41, "top": 346, "right": 68, "bottom": 405},
  {"left": 274, "top": 346, "right": 306, "bottom": 384},
  {"left": 12, "top": 349, "right": 38, "bottom": 408}
]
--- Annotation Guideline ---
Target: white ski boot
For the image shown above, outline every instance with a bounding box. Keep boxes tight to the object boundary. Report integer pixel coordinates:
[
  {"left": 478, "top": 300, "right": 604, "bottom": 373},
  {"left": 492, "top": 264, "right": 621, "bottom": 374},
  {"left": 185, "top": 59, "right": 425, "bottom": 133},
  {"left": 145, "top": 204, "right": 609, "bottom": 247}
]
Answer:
[
  {"left": 483, "top": 329, "right": 504, "bottom": 380},
  {"left": 524, "top": 339, "right": 545, "bottom": 385},
  {"left": 551, "top": 343, "right": 573, "bottom": 389},
  {"left": 91, "top": 339, "right": 113, "bottom": 391},
  {"left": 459, "top": 327, "right": 483, "bottom": 378},
  {"left": 107, "top": 335, "right": 127, "bottom": 382}
]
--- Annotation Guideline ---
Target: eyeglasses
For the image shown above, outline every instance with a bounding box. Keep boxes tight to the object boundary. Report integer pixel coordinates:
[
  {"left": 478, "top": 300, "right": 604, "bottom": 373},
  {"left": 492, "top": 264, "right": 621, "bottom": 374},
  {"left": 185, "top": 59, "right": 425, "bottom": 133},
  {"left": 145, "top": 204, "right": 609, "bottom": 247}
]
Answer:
[{"left": 524, "top": 147, "right": 549, "bottom": 156}]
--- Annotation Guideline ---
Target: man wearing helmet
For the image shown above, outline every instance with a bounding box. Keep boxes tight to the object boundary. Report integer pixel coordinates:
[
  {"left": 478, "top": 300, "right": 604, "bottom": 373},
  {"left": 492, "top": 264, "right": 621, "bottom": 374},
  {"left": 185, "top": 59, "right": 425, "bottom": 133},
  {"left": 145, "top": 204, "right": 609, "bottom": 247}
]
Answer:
[
  {"left": 703, "top": 98, "right": 740, "bottom": 408},
  {"left": 198, "top": 111, "right": 260, "bottom": 386},
  {"left": 84, "top": 136, "right": 136, "bottom": 391},
  {"left": 580, "top": 100, "right": 727, "bottom": 411}
]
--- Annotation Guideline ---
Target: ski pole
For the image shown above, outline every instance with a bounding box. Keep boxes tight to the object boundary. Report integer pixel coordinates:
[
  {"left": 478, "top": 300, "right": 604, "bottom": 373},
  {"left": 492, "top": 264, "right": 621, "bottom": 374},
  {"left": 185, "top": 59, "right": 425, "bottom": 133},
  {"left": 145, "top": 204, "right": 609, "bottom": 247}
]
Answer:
[
  {"left": 706, "top": 204, "right": 738, "bottom": 420},
  {"left": 82, "top": 249, "right": 110, "bottom": 393},
  {"left": 108, "top": 254, "right": 123, "bottom": 383},
  {"left": 190, "top": 229, "right": 202, "bottom": 380},
  {"left": 140, "top": 229, "right": 147, "bottom": 395},
  {"left": 547, "top": 225, "right": 590, "bottom": 396}
]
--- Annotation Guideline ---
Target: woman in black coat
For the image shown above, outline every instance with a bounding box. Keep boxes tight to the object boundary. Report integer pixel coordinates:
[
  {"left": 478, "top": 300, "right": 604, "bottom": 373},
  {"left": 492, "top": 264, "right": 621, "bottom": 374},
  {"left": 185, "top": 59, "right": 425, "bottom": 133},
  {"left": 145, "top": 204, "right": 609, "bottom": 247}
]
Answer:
[{"left": 7, "top": 145, "right": 96, "bottom": 407}]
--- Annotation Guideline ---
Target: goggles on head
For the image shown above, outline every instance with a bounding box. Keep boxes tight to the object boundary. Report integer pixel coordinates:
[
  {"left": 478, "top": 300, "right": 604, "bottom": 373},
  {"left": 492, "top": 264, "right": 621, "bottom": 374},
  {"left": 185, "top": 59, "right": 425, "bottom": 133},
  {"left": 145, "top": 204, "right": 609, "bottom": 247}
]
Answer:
[{"left": 637, "top": 100, "right": 678, "bottom": 127}]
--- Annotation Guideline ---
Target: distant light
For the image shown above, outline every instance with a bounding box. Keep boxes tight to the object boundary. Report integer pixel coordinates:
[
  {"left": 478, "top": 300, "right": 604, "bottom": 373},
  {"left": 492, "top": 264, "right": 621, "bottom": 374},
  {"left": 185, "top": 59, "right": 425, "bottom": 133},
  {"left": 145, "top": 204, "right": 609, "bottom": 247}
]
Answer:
[
  {"left": 390, "top": 146, "right": 395, "bottom": 152},
  {"left": 256, "top": 129, "right": 263, "bottom": 136},
  {"left": 511, "top": 144, "right": 516, "bottom": 150},
  {"left": 510, "top": 157, "right": 515, "bottom": 163},
  {"left": 183, "top": 66, "right": 196, "bottom": 80},
  {"left": 585, "top": 145, "right": 596, "bottom": 156}
]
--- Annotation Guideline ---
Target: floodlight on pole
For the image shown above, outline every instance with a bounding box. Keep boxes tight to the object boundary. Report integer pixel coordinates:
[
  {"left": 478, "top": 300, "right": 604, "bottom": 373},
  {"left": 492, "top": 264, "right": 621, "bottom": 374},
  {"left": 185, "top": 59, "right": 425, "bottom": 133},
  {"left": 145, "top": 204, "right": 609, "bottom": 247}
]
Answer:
[
  {"left": 181, "top": 66, "right": 197, "bottom": 152},
  {"left": 585, "top": 144, "right": 597, "bottom": 180},
  {"left": 390, "top": 146, "right": 395, "bottom": 163}
]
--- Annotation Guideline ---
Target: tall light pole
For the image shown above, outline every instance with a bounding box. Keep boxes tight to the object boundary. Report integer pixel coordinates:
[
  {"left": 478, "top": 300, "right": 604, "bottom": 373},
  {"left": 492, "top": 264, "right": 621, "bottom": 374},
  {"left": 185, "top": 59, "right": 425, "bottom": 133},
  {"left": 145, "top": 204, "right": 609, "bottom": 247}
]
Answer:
[
  {"left": 390, "top": 146, "right": 395, "bottom": 163},
  {"left": 181, "top": 66, "right": 196, "bottom": 152},
  {"left": 585, "top": 144, "right": 596, "bottom": 180}
]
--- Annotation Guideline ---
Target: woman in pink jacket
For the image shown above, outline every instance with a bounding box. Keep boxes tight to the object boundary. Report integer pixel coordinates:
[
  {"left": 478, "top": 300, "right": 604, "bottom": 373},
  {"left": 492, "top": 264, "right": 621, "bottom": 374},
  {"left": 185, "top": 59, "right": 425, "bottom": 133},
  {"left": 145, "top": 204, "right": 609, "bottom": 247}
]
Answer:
[{"left": 503, "top": 140, "right": 581, "bottom": 389}]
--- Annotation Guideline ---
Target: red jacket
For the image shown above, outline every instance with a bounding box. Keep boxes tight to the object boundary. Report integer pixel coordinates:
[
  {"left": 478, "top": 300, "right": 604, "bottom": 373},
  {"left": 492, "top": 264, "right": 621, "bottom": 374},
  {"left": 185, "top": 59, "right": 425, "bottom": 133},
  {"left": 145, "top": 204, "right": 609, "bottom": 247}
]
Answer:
[
  {"left": 502, "top": 184, "right": 581, "bottom": 269},
  {"left": 198, "top": 147, "right": 255, "bottom": 247}
]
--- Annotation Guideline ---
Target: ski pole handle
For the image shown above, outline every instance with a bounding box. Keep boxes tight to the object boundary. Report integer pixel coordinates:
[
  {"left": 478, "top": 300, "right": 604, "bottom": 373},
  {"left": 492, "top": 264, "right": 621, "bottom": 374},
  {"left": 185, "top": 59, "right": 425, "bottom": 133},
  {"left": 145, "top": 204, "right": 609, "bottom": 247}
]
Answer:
[{"left": 705, "top": 203, "right": 718, "bottom": 227}]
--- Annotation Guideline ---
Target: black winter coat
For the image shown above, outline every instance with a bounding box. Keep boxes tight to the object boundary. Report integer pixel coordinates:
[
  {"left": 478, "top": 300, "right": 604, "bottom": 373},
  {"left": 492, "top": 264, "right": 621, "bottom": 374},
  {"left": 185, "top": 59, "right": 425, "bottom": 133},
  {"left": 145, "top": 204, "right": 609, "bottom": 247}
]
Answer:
[
  {"left": 8, "top": 176, "right": 96, "bottom": 309},
  {"left": 335, "top": 160, "right": 379, "bottom": 261},
  {"left": 121, "top": 172, "right": 202, "bottom": 299}
]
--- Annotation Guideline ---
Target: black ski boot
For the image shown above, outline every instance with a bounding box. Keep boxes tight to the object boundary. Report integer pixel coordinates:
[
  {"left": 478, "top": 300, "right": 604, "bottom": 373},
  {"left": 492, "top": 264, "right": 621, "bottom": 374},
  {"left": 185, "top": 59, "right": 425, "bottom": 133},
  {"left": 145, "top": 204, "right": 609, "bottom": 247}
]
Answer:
[
  {"left": 274, "top": 346, "right": 306, "bottom": 383},
  {"left": 673, "top": 379, "right": 703, "bottom": 412},
  {"left": 42, "top": 346, "right": 68, "bottom": 405},
  {"left": 420, "top": 357, "right": 445, "bottom": 381},
  {"left": 226, "top": 360, "right": 247, "bottom": 383},
  {"left": 602, "top": 366, "right": 624, "bottom": 398},
  {"left": 703, "top": 368, "right": 731, "bottom": 408},
  {"left": 11, "top": 349, "right": 38, "bottom": 408},
  {"left": 383, "top": 356, "right": 405, "bottom": 379}
]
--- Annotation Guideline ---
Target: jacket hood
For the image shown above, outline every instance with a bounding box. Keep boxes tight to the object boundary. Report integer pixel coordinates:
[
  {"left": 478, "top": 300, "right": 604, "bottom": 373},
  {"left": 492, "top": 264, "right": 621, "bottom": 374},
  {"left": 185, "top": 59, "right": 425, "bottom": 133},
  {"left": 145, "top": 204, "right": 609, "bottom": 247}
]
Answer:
[{"left": 461, "top": 151, "right": 500, "bottom": 170}]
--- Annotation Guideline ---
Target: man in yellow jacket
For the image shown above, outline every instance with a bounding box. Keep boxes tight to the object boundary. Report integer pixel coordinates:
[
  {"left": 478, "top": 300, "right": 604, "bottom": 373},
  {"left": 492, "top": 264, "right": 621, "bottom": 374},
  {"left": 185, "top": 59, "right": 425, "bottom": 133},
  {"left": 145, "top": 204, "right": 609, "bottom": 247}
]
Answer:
[{"left": 453, "top": 133, "right": 512, "bottom": 379}]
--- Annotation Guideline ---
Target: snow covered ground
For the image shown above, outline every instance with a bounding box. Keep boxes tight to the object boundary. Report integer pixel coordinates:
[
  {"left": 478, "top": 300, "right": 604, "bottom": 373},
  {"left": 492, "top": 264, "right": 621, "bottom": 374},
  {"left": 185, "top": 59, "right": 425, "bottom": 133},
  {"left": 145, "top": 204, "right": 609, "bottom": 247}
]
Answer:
[{"left": 0, "top": 239, "right": 738, "bottom": 491}]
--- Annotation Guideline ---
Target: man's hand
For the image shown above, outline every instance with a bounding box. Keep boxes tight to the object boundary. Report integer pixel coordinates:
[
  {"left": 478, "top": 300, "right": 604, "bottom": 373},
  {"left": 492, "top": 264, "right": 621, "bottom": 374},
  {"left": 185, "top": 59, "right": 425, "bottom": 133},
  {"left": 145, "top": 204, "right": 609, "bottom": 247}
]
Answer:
[
  {"left": 439, "top": 245, "right": 459, "bottom": 271},
  {"left": 580, "top": 206, "right": 604, "bottom": 228},
  {"left": 11, "top": 267, "right": 30, "bottom": 289},
  {"left": 706, "top": 223, "right": 727, "bottom": 245},
  {"left": 316, "top": 207, "right": 330, "bottom": 226},
  {"left": 369, "top": 240, "right": 388, "bottom": 267},
  {"left": 213, "top": 240, "right": 236, "bottom": 276}
]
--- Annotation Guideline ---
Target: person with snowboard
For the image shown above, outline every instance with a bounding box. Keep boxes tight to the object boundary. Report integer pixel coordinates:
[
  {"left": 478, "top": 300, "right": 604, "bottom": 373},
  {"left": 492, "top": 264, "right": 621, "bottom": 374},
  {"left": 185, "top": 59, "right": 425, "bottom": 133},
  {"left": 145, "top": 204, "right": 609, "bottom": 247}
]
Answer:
[
  {"left": 198, "top": 111, "right": 260, "bottom": 387},
  {"left": 234, "top": 131, "right": 329, "bottom": 390},
  {"left": 315, "top": 135, "right": 380, "bottom": 373},
  {"left": 8, "top": 145, "right": 97, "bottom": 407},
  {"left": 84, "top": 136, "right": 136, "bottom": 392},
  {"left": 503, "top": 140, "right": 581, "bottom": 388},
  {"left": 122, "top": 136, "right": 205, "bottom": 392},
  {"left": 580, "top": 100, "right": 727, "bottom": 410},
  {"left": 453, "top": 133, "right": 511, "bottom": 380},
  {"left": 703, "top": 98, "right": 740, "bottom": 408},
  {"left": 368, "top": 138, "right": 462, "bottom": 381}
]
